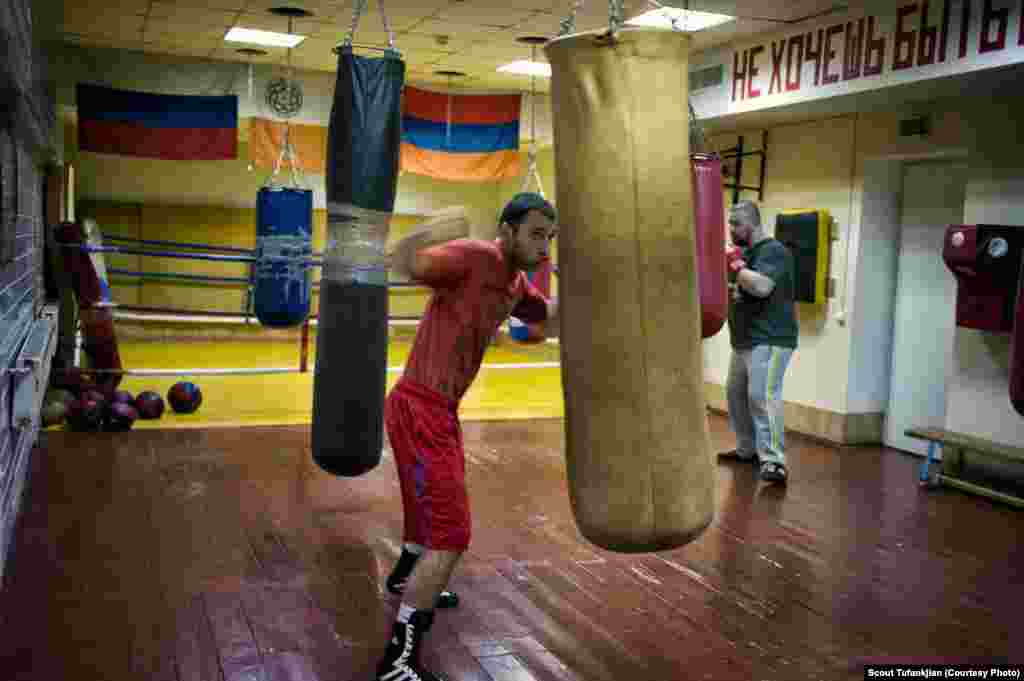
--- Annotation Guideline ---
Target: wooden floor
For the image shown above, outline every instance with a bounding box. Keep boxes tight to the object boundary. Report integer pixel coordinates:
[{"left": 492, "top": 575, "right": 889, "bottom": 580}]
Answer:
[{"left": 1, "top": 415, "right": 1021, "bottom": 681}]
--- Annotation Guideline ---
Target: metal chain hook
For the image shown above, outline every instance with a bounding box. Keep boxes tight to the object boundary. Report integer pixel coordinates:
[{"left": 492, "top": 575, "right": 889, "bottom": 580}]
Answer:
[
  {"left": 343, "top": 0, "right": 368, "bottom": 48},
  {"left": 558, "top": 0, "right": 584, "bottom": 36},
  {"left": 608, "top": 0, "right": 624, "bottom": 35},
  {"left": 377, "top": 0, "right": 395, "bottom": 49}
]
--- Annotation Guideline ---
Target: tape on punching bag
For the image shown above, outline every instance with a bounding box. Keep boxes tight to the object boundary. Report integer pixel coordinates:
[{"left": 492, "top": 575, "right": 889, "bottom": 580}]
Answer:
[
  {"left": 254, "top": 187, "right": 313, "bottom": 328},
  {"left": 691, "top": 154, "right": 727, "bottom": 339},
  {"left": 312, "top": 48, "right": 404, "bottom": 476},
  {"left": 545, "top": 28, "right": 715, "bottom": 553}
]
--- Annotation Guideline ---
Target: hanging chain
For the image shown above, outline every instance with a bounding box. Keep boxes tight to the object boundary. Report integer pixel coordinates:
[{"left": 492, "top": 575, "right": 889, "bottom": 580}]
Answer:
[
  {"left": 378, "top": 0, "right": 395, "bottom": 49},
  {"left": 286, "top": 16, "right": 295, "bottom": 78},
  {"left": 342, "top": 0, "right": 368, "bottom": 49},
  {"left": 558, "top": 0, "right": 584, "bottom": 36},
  {"left": 522, "top": 43, "right": 545, "bottom": 198},
  {"left": 608, "top": 0, "right": 624, "bottom": 35},
  {"left": 341, "top": 0, "right": 398, "bottom": 55},
  {"left": 529, "top": 44, "right": 538, "bottom": 153}
]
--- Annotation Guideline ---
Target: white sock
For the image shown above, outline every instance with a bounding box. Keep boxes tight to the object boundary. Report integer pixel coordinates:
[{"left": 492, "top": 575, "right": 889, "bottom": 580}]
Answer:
[
  {"left": 397, "top": 603, "right": 416, "bottom": 624},
  {"left": 404, "top": 543, "right": 424, "bottom": 555}
]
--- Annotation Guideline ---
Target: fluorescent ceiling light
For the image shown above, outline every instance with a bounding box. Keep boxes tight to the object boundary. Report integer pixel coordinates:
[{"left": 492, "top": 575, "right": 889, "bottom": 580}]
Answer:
[
  {"left": 224, "top": 27, "right": 305, "bottom": 49},
  {"left": 497, "top": 60, "right": 552, "bottom": 77},
  {"left": 626, "top": 8, "right": 734, "bottom": 31}
]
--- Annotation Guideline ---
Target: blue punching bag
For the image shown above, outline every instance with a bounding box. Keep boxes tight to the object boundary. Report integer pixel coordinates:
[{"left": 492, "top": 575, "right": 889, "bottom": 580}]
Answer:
[
  {"left": 254, "top": 187, "right": 313, "bottom": 327},
  {"left": 312, "top": 47, "right": 404, "bottom": 477}
]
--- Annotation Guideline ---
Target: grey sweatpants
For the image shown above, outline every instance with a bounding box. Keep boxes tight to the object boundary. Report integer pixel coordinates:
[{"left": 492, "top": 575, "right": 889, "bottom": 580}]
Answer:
[{"left": 726, "top": 345, "right": 794, "bottom": 465}]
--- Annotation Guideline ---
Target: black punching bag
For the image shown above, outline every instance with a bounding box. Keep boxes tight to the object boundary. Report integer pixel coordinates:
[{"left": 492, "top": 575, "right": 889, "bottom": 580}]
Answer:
[{"left": 313, "top": 47, "right": 404, "bottom": 476}]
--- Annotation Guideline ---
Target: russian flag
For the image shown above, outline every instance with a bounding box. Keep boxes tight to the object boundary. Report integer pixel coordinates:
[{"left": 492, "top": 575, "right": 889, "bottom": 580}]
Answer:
[
  {"left": 76, "top": 83, "right": 238, "bottom": 161},
  {"left": 400, "top": 86, "right": 522, "bottom": 183}
]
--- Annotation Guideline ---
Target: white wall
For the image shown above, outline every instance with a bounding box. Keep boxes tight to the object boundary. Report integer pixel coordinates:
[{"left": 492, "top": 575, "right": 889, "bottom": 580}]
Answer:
[{"left": 704, "top": 116, "right": 855, "bottom": 413}]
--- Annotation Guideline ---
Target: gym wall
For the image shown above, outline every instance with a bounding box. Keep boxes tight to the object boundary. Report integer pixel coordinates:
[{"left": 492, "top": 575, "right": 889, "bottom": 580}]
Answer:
[
  {"left": 704, "top": 97, "right": 1024, "bottom": 449},
  {"left": 52, "top": 42, "right": 1024, "bottom": 448}
]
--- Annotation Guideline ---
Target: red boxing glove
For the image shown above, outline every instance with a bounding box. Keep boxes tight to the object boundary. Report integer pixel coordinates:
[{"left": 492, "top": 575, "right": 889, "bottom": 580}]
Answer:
[{"left": 725, "top": 246, "right": 746, "bottom": 273}]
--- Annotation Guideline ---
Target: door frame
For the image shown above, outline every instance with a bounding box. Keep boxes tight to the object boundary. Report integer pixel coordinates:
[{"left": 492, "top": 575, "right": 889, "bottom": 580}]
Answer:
[{"left": 855, "top": 148, "right": 970, "bottom": 457}]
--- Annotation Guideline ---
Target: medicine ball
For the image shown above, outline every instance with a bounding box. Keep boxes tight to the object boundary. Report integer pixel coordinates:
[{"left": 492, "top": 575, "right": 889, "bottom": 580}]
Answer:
[{"left": 167, "top": 381, "right": 202, "bottom": 414}]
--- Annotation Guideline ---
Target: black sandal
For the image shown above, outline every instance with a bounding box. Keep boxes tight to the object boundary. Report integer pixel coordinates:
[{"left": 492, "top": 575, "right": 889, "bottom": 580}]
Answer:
[{"left": 759, "top": 461, "right": 788, "bottom": 484}]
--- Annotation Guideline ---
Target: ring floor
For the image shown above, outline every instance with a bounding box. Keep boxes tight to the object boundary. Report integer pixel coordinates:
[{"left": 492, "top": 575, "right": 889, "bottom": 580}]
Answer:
[{"left": 59, "top": 328, "right": 563, "bottom": 428}]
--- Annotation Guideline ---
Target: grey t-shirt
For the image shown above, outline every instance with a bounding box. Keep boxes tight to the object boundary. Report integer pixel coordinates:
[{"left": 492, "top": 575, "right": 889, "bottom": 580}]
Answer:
[{"left": 727, "top": 238, "right": 799, "bottom": 350}]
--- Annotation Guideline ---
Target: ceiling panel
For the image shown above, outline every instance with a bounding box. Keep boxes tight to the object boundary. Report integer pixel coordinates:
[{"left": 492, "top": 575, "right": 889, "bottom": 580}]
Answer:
[
  {"left": 434, "top": 4, "right": 540, "bottom": 28},
  {"left": 398, "top": 29, "right": 484, "bottom": 53},
  {"left": 63, "top": 11, "right": 147, "bottom": 37},
  {"left": 57, "top": 0, "right": 853, "bottom": 93},
  {"left": 149, "top": 0, "right": 248, "bottom": 14}
]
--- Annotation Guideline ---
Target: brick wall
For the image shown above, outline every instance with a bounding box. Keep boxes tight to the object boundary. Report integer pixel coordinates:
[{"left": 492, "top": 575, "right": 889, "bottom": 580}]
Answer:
[{"left": 0, "top": 0, "right": 56, "bottom": 582}]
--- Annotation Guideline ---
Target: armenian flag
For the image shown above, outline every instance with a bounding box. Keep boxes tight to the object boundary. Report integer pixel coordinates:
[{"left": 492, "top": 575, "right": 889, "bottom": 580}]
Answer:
[
  {"left": 400, "top": 86, "right": 522, "bottom": 182},
  {"left": 76, "top": 83, "right": 238, "bottom": 161}
]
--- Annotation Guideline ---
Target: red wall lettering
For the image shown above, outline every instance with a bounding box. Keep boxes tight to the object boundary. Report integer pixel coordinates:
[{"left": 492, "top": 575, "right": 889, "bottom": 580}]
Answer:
[
  {"left": 917, "top": 1, "right": 939, "bottom": 65},
  {"left": 864, "top": 16, "right": 887, "bottom": 75},
  {"left": 769, "top": 40, "right": 786, "bottom": 94},
  {"left": 894, "top": 4, "right": 918, "bottom": 70},
  {"left": 938, "top": 0, "right": 953, "bottom": 61},
  {"left": 732, "top": 50, "right": 747, "bottom": 101},
  {"left": 747, "top": 45, "right": 764, "bottom": 98},
  {"left": 844, "top": 18, "right": 865, "bottom": 80},
  {"left": 805, "top": 29, "right": 825, "bottom": 85},
  {"left": 822, "top": 24, "right": 844, "bottom": 83},
  {"left": 960, "top": 0, "right": 971, "bottom": 58},
  {"left": 785, "top": 35, "right": 804, "bottom": 91},
  {"left": 979, "top": 0, "right": 1009, "bottom": 53}
]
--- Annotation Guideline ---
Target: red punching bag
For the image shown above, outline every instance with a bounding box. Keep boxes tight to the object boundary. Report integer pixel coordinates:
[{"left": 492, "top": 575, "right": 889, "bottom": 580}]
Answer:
[
  {"left": 55, "top": 221, "right": 123, "bottom": 393},
  {"left": 1010, "top": 260, "right": 1024, "bottom": 417},
  {"left": 691, "top": 154, "right": 727, "bottom": 339}
]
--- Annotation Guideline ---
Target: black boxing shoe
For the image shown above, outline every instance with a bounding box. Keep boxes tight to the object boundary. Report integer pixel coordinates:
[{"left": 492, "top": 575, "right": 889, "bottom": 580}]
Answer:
[
  {"left": 717, "top": 449, "right": 758, "bottom": 464},
  {"left": 375, "top": 610, "right": 448, "bottom": 681},
  {"left": 385, "top": 575, "right": 460, "bottom": 609}
]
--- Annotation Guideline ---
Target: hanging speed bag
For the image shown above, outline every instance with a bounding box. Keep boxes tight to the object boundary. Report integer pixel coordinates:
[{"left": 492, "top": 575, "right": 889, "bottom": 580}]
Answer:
[
  {"left": 312, "top": 47, "right": 405, "bottom": 477},
  {"left": 545, "top": 28, "right": 715, "bottom": 553},
  {"left": 254, "top": 187, "right": 313, "bottom": 328},
  {"left": 691, "top": 154, "right": 727, "bottom": 339}
]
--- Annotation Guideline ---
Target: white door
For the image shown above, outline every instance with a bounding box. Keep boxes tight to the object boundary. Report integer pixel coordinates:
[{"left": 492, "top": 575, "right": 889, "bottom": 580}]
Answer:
[{"left": 884, "top": 161, "right": 966, "bottom": 456}]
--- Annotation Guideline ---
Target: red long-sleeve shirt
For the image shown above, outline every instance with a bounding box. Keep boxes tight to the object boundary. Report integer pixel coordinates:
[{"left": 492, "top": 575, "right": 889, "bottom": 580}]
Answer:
[{"left": 402, "top": 239, "right": 549, "bottom": 402}]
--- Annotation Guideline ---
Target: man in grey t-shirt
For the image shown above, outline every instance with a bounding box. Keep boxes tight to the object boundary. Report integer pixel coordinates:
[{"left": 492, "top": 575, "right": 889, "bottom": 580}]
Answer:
[{"left": 720, "top": 200, "right": 798, "bottom": 484}]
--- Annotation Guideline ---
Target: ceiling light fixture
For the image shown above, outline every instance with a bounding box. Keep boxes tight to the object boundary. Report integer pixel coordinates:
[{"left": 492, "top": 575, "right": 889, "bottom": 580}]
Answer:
[
  {"left": 497, "top": 60, "right": 551, "bottom": 78},
  {"left": 225, "top": 27, "right": 306, "bottom": 49},
  {"left": 626, "top": 7, "right": 734, "bottom": 31}
]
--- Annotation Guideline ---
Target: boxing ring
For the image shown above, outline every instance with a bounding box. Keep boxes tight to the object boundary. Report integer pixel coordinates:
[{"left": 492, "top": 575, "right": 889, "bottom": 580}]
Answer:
[{"left": 51, "top": 227, "right": 563, "bottom": 428}]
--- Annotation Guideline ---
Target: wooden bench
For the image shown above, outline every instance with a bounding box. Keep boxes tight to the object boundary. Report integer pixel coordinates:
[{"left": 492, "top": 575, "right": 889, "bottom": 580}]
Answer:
[{"left": 905, "top": 427, "right": 1024, "bottom": 508}]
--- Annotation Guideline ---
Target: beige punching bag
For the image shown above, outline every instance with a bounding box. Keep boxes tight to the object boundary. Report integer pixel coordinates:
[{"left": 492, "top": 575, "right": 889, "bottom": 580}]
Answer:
[{"left": 545, "top": 28, "right": 715, "bottom": 553}]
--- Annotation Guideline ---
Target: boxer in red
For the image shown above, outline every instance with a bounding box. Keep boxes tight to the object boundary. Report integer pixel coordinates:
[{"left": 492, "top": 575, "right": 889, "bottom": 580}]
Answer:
[{"left": 375, "top": 193, "right": 558, "bottom": 681}]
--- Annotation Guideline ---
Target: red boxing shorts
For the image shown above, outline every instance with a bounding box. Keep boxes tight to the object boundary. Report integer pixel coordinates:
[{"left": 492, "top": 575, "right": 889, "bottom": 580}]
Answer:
[{"left": 385, "top": 378, "right": 471, "bottom": 552}]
